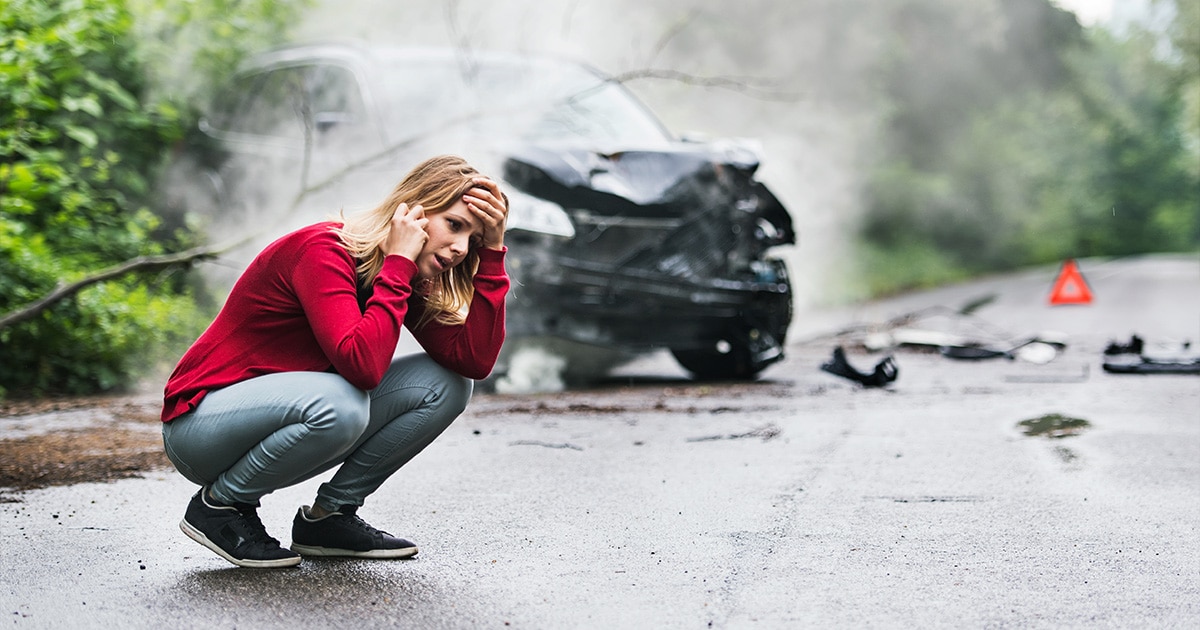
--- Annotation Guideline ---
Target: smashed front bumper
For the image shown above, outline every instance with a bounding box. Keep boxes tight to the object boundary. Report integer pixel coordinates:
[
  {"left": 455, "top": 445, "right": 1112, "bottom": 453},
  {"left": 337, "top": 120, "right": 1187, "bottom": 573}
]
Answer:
[
  {"left": 508, "top": 255, "right": 790, "bottom": 349},
  {"left": 500, "top": 143, "right": 796, "bottom": 377}
]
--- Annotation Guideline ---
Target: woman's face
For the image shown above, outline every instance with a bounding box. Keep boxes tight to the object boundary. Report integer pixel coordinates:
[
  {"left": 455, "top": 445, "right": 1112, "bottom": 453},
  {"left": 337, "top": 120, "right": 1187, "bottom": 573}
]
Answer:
[{"left": 413, "top": 199, "right": 483, "bottom": 280}]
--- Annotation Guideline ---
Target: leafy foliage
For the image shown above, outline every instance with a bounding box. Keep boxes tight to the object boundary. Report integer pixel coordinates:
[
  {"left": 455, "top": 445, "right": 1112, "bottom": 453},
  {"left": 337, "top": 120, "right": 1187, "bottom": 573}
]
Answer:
[
  {"left": 857, "top": 0, "right": 1199, "bottom": 294},
  {"left": 129, "top": 0, "right": 314, "bottom": 104},
  {"left": 0, "top": 0, "right": 307, "bottom": 397}
]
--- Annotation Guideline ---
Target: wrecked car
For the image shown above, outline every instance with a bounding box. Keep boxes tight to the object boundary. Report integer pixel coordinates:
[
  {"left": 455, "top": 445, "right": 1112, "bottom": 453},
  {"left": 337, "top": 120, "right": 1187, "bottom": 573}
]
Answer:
[{"left": 162, "top": 44, "right": 796, "bottom": 382}]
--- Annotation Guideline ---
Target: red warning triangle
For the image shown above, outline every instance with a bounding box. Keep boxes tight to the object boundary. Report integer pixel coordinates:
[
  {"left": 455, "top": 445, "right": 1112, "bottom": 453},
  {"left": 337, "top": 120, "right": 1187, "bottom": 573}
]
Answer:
[{"left": 1049, "top": 259, "right": 1093, "bottom": 305}]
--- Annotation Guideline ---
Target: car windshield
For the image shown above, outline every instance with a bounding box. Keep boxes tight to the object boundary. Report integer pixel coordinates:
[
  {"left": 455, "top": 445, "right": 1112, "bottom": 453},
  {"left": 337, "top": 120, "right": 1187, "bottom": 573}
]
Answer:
[{"left": 371, "top": 52, "right": 673, "bottom": 149}]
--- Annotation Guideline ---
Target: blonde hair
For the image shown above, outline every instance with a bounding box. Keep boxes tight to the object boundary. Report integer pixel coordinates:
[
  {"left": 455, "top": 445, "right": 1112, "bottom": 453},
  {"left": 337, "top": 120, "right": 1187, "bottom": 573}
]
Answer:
[{"left": 332, "top": 155, "right": 485, "bottom": 327}]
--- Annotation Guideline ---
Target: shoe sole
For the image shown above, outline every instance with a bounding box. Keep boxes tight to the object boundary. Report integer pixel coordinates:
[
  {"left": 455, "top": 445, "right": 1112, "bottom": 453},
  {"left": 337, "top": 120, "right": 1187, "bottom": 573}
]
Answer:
[
  {"left": 180, "top": 519, "right": 302, "bottom": 568},
  {"left": 290, "top": 543, "right": 418, "bottom": 559}
]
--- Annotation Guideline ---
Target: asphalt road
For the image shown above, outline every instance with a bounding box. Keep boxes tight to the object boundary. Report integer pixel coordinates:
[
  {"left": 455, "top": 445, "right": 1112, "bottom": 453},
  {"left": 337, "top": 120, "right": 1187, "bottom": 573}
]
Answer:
[{"left": 2, "top": 255, "right": 1198, "bottom": 629}]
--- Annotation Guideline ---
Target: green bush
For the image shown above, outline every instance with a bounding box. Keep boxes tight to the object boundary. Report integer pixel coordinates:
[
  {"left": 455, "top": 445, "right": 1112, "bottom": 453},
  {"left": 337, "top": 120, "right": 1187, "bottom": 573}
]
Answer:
[{"left": 0, "top": 0, "right": 307, "bottom": 397}]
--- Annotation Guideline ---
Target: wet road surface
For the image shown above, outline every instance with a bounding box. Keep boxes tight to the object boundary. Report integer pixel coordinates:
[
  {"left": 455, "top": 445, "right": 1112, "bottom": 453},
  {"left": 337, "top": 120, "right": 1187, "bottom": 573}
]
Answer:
[{"left": 3, "top": 255, "right": 1198, "bottom": 628}]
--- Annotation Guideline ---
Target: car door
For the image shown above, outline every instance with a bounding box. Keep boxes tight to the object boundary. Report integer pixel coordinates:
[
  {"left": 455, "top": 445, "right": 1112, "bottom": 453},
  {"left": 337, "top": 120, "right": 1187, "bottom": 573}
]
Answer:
[
  {"left": 200, "top": 61, "right": 383, "bottom": 223},
  {"left": 297, "top": 62, "right": 387, "bottom": 213}
]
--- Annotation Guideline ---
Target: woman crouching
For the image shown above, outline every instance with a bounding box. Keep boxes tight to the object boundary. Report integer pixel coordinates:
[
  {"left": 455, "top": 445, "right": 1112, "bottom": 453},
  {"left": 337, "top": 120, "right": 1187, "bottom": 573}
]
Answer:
[{"left": 160, "top": 155, "right": 509, "bottom": 568}]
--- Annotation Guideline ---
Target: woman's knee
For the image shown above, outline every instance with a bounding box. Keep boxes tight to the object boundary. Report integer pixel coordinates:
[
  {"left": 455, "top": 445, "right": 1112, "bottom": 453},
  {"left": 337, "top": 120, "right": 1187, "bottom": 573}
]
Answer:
[
  {"left": 379, "top": 354, "right": 474, "bottom": 419},
  {"left": 421, "top": 359, "right": 474, "bottom": 418},
  {"left": 306, "top": 379, "right": 372, "bottom": 445}
]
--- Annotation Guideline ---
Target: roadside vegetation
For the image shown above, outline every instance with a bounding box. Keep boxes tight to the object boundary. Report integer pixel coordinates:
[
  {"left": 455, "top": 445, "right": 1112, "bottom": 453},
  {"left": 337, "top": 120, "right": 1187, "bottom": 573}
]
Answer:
[
  {"left": 0, "top": 0, "right": 310, "bottom": 397},
  {"left": 857, "top": 0, "right": 1199, "bottom": 295},
  {"left": 1, "top": 0, "right": 1196, "bottom": 398}
]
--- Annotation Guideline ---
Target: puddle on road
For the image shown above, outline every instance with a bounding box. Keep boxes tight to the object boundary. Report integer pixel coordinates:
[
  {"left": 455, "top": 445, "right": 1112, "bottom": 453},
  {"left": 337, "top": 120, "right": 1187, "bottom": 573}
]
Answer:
[{"left": 1017, "top": 413, "right": 1091, "bottom": 438}]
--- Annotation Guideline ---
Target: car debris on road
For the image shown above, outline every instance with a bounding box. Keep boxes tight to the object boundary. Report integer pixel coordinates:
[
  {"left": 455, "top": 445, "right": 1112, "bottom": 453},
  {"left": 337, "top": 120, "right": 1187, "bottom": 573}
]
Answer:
[
  {"left": 1102, "top": 334, "right": 1200, "bottom": 375},
  {"left": 819, "top": 346, "right": 898, "bottom": 388}
]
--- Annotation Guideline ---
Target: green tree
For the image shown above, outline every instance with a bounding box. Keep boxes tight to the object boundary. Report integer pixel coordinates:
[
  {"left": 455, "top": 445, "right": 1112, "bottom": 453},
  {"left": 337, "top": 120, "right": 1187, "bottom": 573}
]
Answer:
[
  {"left": 857, "top": 0, "right": 1199, "bottom": 295},
  {"left": 1068, "top": 28, "right": 1200, "bottom": 256},
  {"left": 0, "top": 0, "right": 308, "bottom": 397},
  {"left": 129, "top": 0, "right": 314, "bottom": 104}
]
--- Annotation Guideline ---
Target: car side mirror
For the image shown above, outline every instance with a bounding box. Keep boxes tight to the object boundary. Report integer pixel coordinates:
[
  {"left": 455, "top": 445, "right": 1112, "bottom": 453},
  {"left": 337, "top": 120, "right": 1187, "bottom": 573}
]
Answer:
[{"left": 314, "top": 111, "right": 354, "bottom": 133}]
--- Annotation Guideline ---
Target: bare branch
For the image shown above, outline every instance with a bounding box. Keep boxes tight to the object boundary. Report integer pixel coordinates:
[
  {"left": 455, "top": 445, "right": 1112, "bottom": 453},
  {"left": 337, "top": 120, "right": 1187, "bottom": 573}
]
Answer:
[
  {"left": 0, "top": 238, "right": 249, "bottom": 331},
  {"left": 648, "top": 10, "right": 701, "bottom": 66},
  {"left": 607, "top": 68, "right": 802, "bottom": 102}
]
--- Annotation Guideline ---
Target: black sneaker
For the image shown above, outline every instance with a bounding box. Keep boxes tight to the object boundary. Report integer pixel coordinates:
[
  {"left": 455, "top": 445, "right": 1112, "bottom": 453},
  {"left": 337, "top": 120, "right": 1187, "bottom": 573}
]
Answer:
[
  {"left": 291, "top": 505, "right": 418, "bottom": 559},
  {"left": 179, "top": 489, "right": 301, "bottom": 568}
]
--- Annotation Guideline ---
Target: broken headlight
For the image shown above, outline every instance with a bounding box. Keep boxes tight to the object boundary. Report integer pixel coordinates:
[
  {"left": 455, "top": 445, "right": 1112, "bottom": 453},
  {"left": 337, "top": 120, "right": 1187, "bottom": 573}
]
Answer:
[{"left": 504, "top": 189, "right": 575, "bottom": 238}]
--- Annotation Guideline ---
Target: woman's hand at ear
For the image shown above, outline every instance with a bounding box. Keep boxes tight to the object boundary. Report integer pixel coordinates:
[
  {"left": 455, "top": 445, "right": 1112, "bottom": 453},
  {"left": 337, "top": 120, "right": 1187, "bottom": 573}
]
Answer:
[
  {"left": 464, "top": 178, "right": 509, "bottom": 250},
  {"left": 381, "top": 203, "right": 429, "bottom": 262}
]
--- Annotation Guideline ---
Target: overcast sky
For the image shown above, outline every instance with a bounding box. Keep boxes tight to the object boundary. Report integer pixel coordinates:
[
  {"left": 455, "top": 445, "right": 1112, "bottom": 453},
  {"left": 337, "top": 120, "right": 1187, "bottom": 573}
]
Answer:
[
  {"left": 1053, "top": 0, "right": 1167, "bottom": 27},
  {"left": 1053, "top": 0, "right": 1114, "bottom": 24}
]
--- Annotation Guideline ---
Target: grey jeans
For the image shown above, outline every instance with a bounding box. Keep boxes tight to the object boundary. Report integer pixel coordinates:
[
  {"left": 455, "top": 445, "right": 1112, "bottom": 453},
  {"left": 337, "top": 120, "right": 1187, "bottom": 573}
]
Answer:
[{"left": 162, "top": 353, "right": 472, "bottom": 512}]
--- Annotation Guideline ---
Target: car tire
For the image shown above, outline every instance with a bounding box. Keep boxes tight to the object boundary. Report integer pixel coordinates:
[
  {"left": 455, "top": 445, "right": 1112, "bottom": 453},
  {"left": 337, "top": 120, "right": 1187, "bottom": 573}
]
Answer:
[
  {"left": 671, "top": 326, "right": 784, "bottom": 381},
  {"left": 671, "top": 282, "right": 792, "bottom": 380}
]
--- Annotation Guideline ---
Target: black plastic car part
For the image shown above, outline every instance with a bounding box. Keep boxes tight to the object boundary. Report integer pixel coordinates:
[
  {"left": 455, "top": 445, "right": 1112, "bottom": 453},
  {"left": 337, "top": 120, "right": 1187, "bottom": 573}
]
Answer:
[{"left": 820, "top": 346, "right": 899, "bottom": 388}]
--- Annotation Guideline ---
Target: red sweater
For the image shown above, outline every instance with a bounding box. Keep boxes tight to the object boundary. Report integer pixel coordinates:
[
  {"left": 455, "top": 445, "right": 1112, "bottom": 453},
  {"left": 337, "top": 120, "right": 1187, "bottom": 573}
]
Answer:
[{"left": 161, "top": 222, "right": 509, "bottom": 422}]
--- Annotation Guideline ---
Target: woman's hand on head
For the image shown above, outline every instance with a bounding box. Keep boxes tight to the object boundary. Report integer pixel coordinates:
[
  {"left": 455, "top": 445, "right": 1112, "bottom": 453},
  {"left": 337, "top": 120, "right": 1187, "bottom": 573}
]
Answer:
[
  {"left": 382, "top": 203, "right": 429, "bottom": 261},
  {"left": 463, "top": 178, "right": 509, "bottom": 250}
]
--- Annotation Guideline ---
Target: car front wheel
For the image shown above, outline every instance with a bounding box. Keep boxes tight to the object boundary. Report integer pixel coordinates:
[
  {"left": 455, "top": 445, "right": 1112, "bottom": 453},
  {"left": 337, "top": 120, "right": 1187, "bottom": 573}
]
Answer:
[{"left": 671, "top": 326, "right": 785, "bottom": 380}]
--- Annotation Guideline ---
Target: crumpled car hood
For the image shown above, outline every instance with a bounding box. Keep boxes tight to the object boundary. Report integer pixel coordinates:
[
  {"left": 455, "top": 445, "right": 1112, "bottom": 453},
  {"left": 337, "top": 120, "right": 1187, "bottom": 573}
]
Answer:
[
  {"left": 502, "top": 145, "right": 748, "bottom": 204},
  {"left": 502, "top": 143, "right": 795, "bottom": 247}
]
